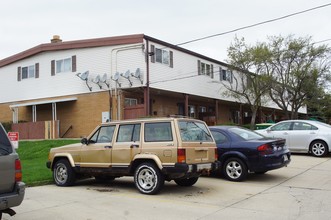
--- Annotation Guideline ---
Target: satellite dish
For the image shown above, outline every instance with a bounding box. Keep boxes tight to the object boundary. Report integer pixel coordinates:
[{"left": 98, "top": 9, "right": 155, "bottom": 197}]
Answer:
[
  {"left": 94, "top": 75, "right": 100, "bottom": 83},
  {"left": 80, "top": 71, "right": 89, "bottom": 81},
  {"left": 134, "top": 68, "right": 141, "bottom": 78},
  {"left": 124, "top": 70, "right": 130, "bottom": 78},
  {"left": 131, "top": 68, "right": 143, "bottom": 84},
  {"left": 113, "top": 72, "right": 120, "bottom": 81},
  {"left": 101, "top": 73, "right": 108, "bottom": 83}
]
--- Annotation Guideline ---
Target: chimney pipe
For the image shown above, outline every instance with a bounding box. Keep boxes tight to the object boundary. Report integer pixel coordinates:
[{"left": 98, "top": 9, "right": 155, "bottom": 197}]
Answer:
[{"left": 51, "top": 35, "right": 62, "bottom": 43}]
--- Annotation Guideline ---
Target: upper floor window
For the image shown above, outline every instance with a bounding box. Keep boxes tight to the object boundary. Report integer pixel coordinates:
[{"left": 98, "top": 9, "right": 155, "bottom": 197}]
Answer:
[
  {"left": 150, "top": 45, "right": 173, "bottom": 68},
  {"left": 17, "top": 63, "right": 39, "bottom": 81},
  {"left": 198, "top": 60, "right": 213, "bottom": 78},
  {"left": 56, "top": 58, "right": 72, "bottom": 73},
  {"left": 51, "top": 55, "right": 76, "bottom": 76},
  {"left": 220, "top": 68, "right": 233, "bottom": 83},
  {"left": 22, "top": 65, "right": 35, "bottom": 79}
]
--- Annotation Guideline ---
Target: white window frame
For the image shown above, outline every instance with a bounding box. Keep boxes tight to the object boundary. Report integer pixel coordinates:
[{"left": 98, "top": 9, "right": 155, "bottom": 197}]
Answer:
[
  {"left": 220, "top": 68, "right": 233, "bottom": 83},
  {"left": 155, "top": 48, "right": 170, "bottom": 65},
  {"left": 21, "top": 65, "right": 35, "bottom": 80},
  {"left": 200, "top": 61, "right": 212, "bottom": 77},
  {"left": 56, "top": 57, "right": 72, "bottom": 73},
  {"left": 125, "top": 98, "right": 138, "bottom": 106}
]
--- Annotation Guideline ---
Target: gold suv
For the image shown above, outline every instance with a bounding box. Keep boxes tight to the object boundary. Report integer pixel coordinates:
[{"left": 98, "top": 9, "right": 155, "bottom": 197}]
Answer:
[{"left": 46, "top": 117, "right": 219, "bottom": 194}]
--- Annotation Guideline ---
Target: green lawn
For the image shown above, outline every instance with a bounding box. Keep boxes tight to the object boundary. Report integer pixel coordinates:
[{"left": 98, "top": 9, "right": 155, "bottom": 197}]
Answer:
[{"left": 16, "top": 139, "right": 80, "bottom": 186}]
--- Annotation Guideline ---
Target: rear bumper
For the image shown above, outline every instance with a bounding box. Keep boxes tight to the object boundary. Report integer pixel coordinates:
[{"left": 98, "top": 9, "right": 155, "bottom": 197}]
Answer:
[
  {"left": 0, "top": 182, "right": 25, "bottom": 211},
  {"left": 251, "top": 152, "right": 291, "bottom": 172},
  {"left": 162, "top": 161, "right": 220, "bottom": 179}
]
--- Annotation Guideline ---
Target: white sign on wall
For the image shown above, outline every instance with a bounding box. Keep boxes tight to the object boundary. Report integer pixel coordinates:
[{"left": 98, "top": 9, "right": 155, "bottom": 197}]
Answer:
[{"left": 102, "top": 112, "right": 110, "bottom": 123}]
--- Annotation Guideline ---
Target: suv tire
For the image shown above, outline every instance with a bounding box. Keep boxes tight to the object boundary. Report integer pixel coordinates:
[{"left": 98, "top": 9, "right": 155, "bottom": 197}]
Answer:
[
  {"left": 53, "top": 159, "right": 76, "bottom": 186},
  {"left": 174, "top": 177, "right": 199, "bottom": 187},
  {"left": 134, "top": 162, "right": 164, "bottom": 195}
]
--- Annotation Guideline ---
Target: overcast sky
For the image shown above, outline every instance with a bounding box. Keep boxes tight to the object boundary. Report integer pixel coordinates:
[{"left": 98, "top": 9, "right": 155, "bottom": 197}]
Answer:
[{"left": 1, "top": 0, "right": 330, "bottom": 62}]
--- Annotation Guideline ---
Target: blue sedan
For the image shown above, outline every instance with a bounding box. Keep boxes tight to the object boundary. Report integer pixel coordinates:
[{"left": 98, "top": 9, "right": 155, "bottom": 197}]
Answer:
[{"left": 209, "top": 126, "right": 291, "bottom": 181}]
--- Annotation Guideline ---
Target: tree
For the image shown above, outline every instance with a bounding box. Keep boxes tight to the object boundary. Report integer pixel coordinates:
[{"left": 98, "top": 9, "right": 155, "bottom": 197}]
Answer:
[
  {"left": 264, "top": 35, "right": 331, "bottom": 119},
  {"left": 225, "top": 35, "right": 331, "bottom": 125},
  {"left": 224, "top": 37, "right": 272, "bottom": 129}
]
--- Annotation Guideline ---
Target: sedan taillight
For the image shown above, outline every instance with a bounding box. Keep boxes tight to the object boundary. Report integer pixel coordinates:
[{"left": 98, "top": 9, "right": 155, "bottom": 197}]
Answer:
[
  {"left": 257, "top": 144, "right": 273, "bottom": 155},
  {"left": 15, "top": 159, "right": 23, "bottom": 182}
]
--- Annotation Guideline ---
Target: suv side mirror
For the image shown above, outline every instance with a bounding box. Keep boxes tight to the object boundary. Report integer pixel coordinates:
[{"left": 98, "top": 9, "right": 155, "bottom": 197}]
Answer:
[{"left": 81, "top": 138, "right": 88, "bottom": 145}]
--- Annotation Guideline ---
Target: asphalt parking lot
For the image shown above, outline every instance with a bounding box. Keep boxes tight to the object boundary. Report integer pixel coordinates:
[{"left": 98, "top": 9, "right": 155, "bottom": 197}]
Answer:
[{"left": 4, "top": 154, "right": 331, "bottom": 220}]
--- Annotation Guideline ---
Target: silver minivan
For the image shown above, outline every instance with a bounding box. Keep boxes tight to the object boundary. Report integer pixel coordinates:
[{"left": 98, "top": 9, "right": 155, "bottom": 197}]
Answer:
[{"left": 0, "top": 124, "right": 25, "bottom": 219}]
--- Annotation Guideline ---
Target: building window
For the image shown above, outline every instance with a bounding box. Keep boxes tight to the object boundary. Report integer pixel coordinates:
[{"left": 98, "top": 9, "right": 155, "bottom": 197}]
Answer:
[
  {"left": 56, "top": 58, "right": 72, "bottom": 73},
  {"left": 155, "top": 48, "right": 170, "bottom": 65},
  {"left": 125, "top": 98, "right": 138, "bottom": 106},
  {"left": 188, "top": 105, "right": 195, "bottom": 118},
  {"left": 220, "top": 68, "right": 233, "bottom": 83},
  {"left": 198, "top": 60, "right": 213, "bottom": 78},
  {"left": 22, "top": 65, "right": 35, "bottom": 79},
  {"left": 199, "top": 106, "right": 207, "bottom": 113}
]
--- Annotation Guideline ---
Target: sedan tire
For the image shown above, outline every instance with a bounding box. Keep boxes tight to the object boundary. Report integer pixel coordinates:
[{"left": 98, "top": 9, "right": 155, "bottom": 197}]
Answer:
[
  {"left": 222, "top": 157, "right": 248, "bottom": 182},
  {"left": 134, "top": 162, "right": 164, "bottom": 195},
  {"left": 310, "top": 140, "right": 329, "bottom": 157}
]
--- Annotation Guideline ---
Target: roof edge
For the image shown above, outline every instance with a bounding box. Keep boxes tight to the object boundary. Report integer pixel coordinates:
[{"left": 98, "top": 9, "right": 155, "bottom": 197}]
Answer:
[{"left": 0, "top": 34, "right": 145, "bottom": 67}]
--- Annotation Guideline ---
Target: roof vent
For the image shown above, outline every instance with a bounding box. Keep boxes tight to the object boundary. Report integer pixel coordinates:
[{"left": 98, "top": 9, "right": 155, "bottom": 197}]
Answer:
[{"left": 51, "top": 35, "right": 62, "bottom": 43}]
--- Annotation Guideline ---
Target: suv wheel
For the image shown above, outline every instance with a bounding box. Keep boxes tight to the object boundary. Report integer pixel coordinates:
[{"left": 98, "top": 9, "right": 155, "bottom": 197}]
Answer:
[
  {"left": 222, "top": 157, "right": 247, "bottom": 182},
  {"left": 174, "top": 177, "right": 199, "bottom": 187},
  {"left": 53, "top": 159, "right": 76, "bottom": 186},
  {"left": 134, "top": 162, "right": 164, "bottom": 195}
]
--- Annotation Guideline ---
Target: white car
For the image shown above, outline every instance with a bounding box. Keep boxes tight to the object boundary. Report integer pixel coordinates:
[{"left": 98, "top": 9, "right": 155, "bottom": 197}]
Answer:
[{"left": 255, "top": 120, "right": 331, "bottom": 157}]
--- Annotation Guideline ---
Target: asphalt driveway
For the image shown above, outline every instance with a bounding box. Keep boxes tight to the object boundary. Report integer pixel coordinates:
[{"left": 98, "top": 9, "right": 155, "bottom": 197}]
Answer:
[{"left": 4, "top": 154, "right": 331, "bottom": 220}]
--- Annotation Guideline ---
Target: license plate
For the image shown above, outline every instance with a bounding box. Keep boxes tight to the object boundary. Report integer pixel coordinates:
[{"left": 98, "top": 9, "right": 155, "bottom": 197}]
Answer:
[
  {"left": 283, "top": 154, "right": 288, "bottom": 162},
  {"left": 197, "top": 163, "right": 212, "bottom": 170}
]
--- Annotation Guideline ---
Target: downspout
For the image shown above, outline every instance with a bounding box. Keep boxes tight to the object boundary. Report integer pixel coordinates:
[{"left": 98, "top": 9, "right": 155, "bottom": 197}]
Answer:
[{"left": 145, "top": 40, "right": 150, "bottom": 116}]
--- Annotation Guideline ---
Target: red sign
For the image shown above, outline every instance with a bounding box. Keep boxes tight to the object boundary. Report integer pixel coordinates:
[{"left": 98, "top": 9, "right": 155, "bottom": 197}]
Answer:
[{"left": 8, "top": 132, "right": 19, "bottom": 148}]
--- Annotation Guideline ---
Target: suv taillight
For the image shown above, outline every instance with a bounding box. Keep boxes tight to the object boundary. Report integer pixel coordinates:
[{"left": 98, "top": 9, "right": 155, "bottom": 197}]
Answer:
[
  {"left": 215, "top": 148, "right": 218, "bottom": 161},
  {"left": 177, "top": 149, "right": 186, "bottom": 163},
  {"left": 15, "top": 159, "right": 23, "bottom": 182},
  {"left": 257, "top": 144, "right": 273, "bottom": 156}
]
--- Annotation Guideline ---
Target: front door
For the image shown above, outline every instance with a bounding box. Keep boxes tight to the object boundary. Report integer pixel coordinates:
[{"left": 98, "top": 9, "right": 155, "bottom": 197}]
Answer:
[{"left": 80, "top": 125, "right": 116, "bottom": 168}]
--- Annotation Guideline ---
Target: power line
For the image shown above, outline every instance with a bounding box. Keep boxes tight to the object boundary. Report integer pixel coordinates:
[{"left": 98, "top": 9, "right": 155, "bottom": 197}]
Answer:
[{"left": 176, "top": 3, "right": 331, "bottom": 46}]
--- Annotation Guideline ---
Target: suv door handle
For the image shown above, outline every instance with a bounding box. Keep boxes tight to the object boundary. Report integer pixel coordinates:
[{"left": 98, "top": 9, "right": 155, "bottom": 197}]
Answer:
[
  {"left": 130, "top": 144, "right": 139, "bottom": 148},
  {"left": 104, "top": 145, "right": 112, "bottom": 149}
]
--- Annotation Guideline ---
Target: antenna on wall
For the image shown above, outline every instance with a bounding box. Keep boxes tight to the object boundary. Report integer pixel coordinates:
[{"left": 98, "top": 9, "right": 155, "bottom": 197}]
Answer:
[
  {"left": 76, "top": 71, "right": 92, "bottom": 91},
  {"left": 111, "top": 72, "right": 121, "bottom": 87},
  {"left": 131, "top": 68, "right": 143, "bottom": 84},
  {"left": 121, "top": 70, "right": 133, "bottom": 87}
]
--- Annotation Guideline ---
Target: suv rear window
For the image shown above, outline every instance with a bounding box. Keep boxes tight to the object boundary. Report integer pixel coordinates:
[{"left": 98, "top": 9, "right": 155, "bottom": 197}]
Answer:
[
  {"left": 179, "top": 121, "right": 213, "bottom": 142},
  {"left": 0, "top": 125, "right": 13, "bottom": 156}
]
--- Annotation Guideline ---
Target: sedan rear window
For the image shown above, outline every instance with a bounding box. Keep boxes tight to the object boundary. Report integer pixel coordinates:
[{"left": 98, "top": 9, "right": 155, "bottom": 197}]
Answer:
[
  {"left": 0, "top": 125, "right": 13, "bottom": 156},
  {"left": 229, "top": 127, "right": 264, "bottom": 141}
]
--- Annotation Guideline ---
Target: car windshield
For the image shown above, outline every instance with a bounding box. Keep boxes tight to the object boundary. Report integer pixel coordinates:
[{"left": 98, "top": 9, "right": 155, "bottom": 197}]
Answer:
[{"left": 229, "top": 127, "right": 264, "bottom": 140}]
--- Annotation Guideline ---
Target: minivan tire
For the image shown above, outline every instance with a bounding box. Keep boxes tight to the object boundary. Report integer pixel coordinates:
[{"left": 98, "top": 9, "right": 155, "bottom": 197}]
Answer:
[{"left": 134, "top": 162, "right": 164, "bottom": 195}]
